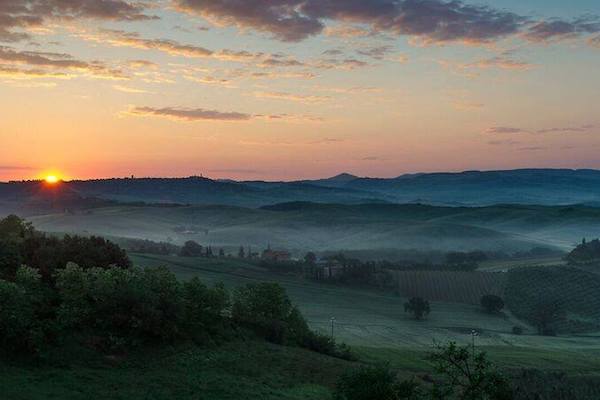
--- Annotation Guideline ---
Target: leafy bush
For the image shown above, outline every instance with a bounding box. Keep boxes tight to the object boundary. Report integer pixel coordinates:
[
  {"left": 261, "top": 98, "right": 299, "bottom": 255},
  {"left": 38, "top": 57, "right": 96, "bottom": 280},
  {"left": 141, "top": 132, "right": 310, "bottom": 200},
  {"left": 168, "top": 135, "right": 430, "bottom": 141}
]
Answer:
[
  {"left": 56, "top": 264, "right": 228, "bottom": 350},
  {"left": 180, "top": 240, "right": 204, "bottom": 257},
  {"left": 512, "top": 326, "right": 524, "bottom": 335},
  {"left": 181, "top": 278, "right": 229, "bottom": 342},
  {"left": 0, "top": 267, "right": 46, "bottom": 354},
  {"left": 335, "top": 364, "right": 420, "bottom": 400},
  {"left": 429, "top": 342, "right": 512, "bottom": 400},
  {"left": 481, "top": 294, "right": 505, "bottom": 314},
  {"left": 404, "top": 297, "right": 430, "bottom": 320},
  {"left": 232, "top": 283, "right": 307, "bottom": 344}
]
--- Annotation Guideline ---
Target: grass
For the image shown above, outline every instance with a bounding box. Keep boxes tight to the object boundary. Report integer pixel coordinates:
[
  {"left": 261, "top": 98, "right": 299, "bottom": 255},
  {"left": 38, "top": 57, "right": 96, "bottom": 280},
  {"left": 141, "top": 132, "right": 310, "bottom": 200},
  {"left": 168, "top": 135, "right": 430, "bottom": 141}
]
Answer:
[
  {"left": 0, "top": 341, "right": 351, "bottom": 400},
  {"left": 129, "top": 254, "right": 600, "bottom": 354},
  {"left": 394, "top": 270, "right": 506, "bottom": 304}
]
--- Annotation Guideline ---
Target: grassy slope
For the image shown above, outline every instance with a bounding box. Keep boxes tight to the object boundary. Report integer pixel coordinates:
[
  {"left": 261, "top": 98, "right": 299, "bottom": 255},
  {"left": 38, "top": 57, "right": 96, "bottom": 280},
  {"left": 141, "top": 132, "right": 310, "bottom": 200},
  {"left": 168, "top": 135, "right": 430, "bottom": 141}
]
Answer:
[
  {"left": 0, "top": 341, "right": 350, "bottom": 400},
  {"left": 130, "top": 254, "right": 600, "bottom": 353}
]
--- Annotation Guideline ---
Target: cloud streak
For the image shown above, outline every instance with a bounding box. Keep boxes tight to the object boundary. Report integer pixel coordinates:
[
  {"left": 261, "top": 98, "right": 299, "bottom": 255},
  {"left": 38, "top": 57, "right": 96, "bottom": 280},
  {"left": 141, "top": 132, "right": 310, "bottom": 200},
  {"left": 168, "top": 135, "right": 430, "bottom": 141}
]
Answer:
[
  {"left": 127, "top": 106, "right": 253, "bottom": 121},
  {"left": 174, "top": 0, "right": 528, "bottom": 45},
  {"left": 0, "top": 0, "right": 154, "bottom": 42}
]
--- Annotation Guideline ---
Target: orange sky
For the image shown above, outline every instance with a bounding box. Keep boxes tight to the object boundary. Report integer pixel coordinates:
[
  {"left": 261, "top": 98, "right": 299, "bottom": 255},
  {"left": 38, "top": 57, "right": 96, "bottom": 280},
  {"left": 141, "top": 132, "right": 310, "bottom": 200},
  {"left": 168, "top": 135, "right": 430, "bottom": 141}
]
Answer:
[{"left": 1, "top": 0, "right": 600, "bottom": 181}]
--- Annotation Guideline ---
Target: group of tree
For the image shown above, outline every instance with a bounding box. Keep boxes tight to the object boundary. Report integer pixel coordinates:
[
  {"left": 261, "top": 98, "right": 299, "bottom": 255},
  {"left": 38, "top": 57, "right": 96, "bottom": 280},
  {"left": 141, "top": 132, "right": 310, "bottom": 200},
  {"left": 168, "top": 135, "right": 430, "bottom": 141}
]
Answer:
[
  {"left": 0, "top": 215, "right": 352, "bottom": 360},
  {"left": 122, "top": 238, "right": 180, "bottom": 256},
  {"left": 404, "top": 297, "right": 431, "bottom": 320},
  {"left": 481, "top": 294, "right": 505, "bottom": 314},
  {"left": 335, "top": 342, "right": 512, "bottom": 400},
  {"left": 180, "top": 240, "right": 225, "bottom": 258},
  {"left": 0, "top": 215, "right": 130, "bottom": 282}
]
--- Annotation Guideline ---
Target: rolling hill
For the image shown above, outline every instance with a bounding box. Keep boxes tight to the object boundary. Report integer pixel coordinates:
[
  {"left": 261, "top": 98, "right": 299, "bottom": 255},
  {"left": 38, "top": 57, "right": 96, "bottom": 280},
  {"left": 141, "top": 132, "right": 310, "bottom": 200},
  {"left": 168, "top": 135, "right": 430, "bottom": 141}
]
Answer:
[
  {"left": 3, "top": 169, "right": 600, "bottom": 209},
  {"left": 18, "top": 202, "right": 600, "bottom": 255}
]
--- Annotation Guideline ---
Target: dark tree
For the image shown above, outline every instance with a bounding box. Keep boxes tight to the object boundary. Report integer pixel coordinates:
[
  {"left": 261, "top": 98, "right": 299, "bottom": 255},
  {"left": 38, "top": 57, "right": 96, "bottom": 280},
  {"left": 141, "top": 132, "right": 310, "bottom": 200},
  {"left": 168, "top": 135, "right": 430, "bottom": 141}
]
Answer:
[
  {"left": 180, "top": 240, "right": 203, "bottom": 257},
  {"left": 335, "top": 364, "right": 421, "bottom": 400},
  {"left": 429, "top": 342, "right": 512, "bottom": 400},
  {"left": 481, "top": 294, "right": 505, "bottom": 314},
  {"left": 304, "top": 252, "right": 317, "bottom": 265},
  {"left": 238, "top": 246, "right": 245, "bottom": 259},
  {"left": 218, "top": 248, "right": 225, "bottom": 257},
  {"left": 531, "top": 301, "right": 565, "bottom": 336},
  {"left": 0, "top": 240, "right": 22, "bottom": 280},
  {"left": 404, "top": 297, "right": 430, "bottom": 320}
]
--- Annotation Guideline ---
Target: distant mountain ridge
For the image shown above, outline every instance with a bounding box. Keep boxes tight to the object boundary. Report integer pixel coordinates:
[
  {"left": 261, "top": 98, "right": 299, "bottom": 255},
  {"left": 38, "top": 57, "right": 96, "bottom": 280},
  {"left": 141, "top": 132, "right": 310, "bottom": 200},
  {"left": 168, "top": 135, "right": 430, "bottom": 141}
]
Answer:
[{"left": 1, "top": 169, "right": 600, "bottom": 210}]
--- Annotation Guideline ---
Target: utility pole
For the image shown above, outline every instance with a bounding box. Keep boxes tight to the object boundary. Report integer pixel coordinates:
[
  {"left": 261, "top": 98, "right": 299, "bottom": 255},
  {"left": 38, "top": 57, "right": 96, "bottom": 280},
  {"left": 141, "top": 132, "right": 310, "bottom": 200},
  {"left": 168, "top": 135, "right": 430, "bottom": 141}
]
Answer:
[
  {"left": 330, "top": 317, "right": 336, "bottom": 339},
  {"left": 471, "top": 329, "right": 478, "bottom": 358}
]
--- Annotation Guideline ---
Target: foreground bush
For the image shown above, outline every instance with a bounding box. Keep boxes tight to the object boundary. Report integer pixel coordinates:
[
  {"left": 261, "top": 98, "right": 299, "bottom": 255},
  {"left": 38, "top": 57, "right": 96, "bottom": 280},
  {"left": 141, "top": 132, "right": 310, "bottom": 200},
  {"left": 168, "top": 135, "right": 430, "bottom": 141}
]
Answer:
[
  {"left": 232, "top": 282, "right": 309, "bottom": 345},
  {"left": 55, "top": 264, "right": 228, "bottom": 350},
  {"left": 0, "top": 267, "right": 48, "bottom": 354},
  {"left": 232, "top": 282, "right": 355, "bottom": 359},
  {"left": 335, "top": 364, "right": 420, "bottom": 400}
]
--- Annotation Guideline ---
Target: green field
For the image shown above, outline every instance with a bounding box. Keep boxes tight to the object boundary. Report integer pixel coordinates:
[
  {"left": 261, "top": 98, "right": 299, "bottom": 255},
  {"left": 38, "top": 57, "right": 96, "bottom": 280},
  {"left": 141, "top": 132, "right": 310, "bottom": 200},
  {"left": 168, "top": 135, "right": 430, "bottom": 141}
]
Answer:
[
  {"left": 0, "top": 341, "right": 350, "bottom": 400},
  {"left": 130, "top": 254, "right": 600, "bottom": 356}
]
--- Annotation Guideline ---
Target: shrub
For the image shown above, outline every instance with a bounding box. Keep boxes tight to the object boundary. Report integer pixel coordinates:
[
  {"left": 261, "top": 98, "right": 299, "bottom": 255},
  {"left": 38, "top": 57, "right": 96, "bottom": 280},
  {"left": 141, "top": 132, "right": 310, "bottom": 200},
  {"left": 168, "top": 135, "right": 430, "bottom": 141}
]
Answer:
[
  {"left": 181, "top": 278, "right": 229, "bottom": 342},
  {"left": 301, "top": 331, "right": 357, "bottom": 361},
  {"left": 335, "top": 364, "right": 420, "bottom": 400},
  {"left": 232, "top": 283, "right": 308, "bottom": 344},
  {"left": 404, "top": 297, "right": 430, "bottom": 320},
  {"left": 512, "top": 326, "right": 524, "bottom": 335},
  {"left": 0, "top": 267, "right": 45, "bottom": 354},
  {"left": 481, "top": 294, "right": 505, "bottom": 314},
  {"left": 180, "top": 241, "right": 204, "bottom": 257},
  {"left": 55, "top": 264, "right": 230, "bottom": 350},
  {"left": 56, "top": 265, "right": 183, "bottom": 348}
]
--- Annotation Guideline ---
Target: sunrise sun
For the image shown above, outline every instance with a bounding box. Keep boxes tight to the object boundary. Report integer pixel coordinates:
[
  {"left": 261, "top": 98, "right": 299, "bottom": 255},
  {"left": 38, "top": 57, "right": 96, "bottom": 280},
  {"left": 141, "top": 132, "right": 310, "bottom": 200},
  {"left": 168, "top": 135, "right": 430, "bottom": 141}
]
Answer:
[{"left": 44, "top": 175, "right": 60, "bottom": 184}]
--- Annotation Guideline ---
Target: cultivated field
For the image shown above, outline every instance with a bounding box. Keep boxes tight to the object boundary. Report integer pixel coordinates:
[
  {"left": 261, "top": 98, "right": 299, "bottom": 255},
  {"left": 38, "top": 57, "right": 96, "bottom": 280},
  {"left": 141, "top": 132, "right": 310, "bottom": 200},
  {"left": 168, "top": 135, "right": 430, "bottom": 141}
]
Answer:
[
  {"left": 130, "top": 254, "right": 600, "bottom": 354},
  {"left": 394, "top": 270, "right": 506, "bottom": 304}
]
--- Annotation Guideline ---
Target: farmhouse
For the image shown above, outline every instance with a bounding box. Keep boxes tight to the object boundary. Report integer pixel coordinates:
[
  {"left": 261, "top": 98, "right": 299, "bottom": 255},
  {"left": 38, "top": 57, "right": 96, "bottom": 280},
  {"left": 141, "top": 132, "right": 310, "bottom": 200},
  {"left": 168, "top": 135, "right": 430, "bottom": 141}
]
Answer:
[{"left": 262, "top": 248, "right": 291, "bottom": 262}]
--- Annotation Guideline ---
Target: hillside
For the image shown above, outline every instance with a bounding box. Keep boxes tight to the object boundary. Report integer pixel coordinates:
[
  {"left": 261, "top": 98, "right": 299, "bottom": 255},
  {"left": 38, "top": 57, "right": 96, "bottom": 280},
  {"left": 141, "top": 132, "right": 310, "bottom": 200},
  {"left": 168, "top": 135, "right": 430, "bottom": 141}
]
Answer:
[
  {"left": 304, "top": 169, "right": 600, "bottom": 206},
  {"left": 3, "top": 169, "right": 600, "bottom": 209},
  {"left": 506, "top": 267, "right": 600, "bottom": 333},
  {"left": 0, "top": 341, "right": 349, "bottom": 400},
  {"left": 21, "top": 202, "right": 600, "bottom": 254}
]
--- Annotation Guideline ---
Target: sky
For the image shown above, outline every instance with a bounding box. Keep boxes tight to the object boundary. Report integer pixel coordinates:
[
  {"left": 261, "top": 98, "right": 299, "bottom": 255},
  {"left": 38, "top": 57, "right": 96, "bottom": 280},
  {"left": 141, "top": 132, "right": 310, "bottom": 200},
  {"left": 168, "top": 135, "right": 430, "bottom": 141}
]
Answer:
[{"left": 1, "top": 0, "right": 600, "bottom": 181}]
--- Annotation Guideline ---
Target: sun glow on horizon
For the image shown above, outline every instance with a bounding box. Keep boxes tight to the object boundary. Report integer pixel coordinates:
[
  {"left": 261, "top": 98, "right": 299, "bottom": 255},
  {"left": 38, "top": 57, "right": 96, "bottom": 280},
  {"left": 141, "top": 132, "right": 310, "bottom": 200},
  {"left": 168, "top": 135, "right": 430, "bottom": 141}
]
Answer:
[{"left": 45, "top": 175, "right": 59, "bottom": 184}]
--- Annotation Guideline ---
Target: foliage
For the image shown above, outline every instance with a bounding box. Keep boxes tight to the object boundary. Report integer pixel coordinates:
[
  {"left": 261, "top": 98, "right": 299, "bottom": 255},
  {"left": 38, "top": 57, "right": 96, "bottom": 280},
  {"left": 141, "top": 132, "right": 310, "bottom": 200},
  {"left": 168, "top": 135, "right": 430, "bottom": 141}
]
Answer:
[
  {"left": 0, "top": 215, "right": 131, "bottom": 281},
  {"left": 180, "top": 240, "right": 204, "bottom": 257},
  {"left": 56, "top": 265, "right": 183, "bottom": 348},
  {"left": 0, "top": 267, "right": 46, "bottom": 354},
  {"left": 181, "top": 278, "right": 229, "bottom": 341},
  {"left": 530, "top": 301, "right": 565, "bottom": 336},
  {"left": 428, "top": 342, "right": 513, "bottom": 400},
  {"left": 512, "top": 326, "right": 523, "bottom": 335},
  {"left": 404, "top": 297, "right": 430, "bottom": 320},
  {"left": 232, "top": 282, "right": 306, "bottom": 344},
  {"left": 54, "top": 264, "right": 232, "bottom": 349},
  {"left": 335, "top": 364, "right": 421, "bottom": 400},
  {"left": 123, "top": 238, "right": 180, "bottom": 255},
  {"left": 480, "top": 295, "right": 504, "bottom": 314}
]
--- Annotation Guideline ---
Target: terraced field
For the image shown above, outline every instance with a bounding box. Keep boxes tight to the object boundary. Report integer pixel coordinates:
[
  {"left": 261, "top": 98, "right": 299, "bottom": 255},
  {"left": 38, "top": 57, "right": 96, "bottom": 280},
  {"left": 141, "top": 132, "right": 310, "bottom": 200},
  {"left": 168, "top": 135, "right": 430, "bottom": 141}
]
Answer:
[{"left": 394, "top": 270, "right": 506, "bottom": 304}]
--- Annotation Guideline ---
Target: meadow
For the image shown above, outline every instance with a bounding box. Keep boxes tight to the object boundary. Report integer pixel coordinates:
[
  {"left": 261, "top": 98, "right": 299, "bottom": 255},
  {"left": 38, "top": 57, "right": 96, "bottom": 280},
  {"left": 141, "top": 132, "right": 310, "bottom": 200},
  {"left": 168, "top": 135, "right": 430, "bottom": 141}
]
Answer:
[{"left": 130, "top": 254, "right": 600, "bottom": 356}]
